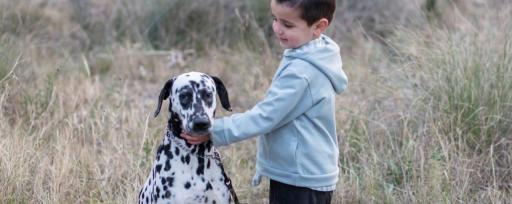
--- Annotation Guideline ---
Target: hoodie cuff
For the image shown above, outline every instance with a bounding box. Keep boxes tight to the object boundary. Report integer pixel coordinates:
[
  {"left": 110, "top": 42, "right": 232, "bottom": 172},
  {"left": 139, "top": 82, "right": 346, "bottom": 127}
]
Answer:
[
  {"left": 211, "top": 119, "right": 229, "bottom": 146},
  {"left": 251, "top": 172, "right": 262, "bottom": 187}
]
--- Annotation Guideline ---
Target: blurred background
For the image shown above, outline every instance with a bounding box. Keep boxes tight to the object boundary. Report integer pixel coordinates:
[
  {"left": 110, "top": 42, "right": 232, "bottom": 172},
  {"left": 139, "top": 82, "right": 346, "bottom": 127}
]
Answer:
[{"left": 0, "top": 0, "right": 511, "bottom": 203}]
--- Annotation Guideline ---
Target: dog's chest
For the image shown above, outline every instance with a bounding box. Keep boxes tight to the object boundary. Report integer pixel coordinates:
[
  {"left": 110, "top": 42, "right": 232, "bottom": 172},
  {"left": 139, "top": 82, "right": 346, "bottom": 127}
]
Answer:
[{"left": 146, "top": 138, "right": 230, "bottom": 203}]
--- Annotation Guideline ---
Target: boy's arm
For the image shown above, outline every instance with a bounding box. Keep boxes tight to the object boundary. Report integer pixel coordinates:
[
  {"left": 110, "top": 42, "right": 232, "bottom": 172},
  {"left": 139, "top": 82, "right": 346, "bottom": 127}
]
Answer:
[{"left": 211, "top": 65, "right": 312, "bottom": 146}]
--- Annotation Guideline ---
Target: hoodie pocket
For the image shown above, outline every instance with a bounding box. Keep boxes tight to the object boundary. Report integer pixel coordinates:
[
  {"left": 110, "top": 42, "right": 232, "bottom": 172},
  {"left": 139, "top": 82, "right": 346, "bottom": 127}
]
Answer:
[{"left": 264, "top": 125, "right": 299, "bottom": 173}]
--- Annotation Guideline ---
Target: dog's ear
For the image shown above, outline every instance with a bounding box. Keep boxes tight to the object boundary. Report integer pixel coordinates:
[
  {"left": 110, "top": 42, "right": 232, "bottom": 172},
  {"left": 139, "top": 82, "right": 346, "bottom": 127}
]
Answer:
[
  {"left": 211, "top": 76, "right": 232, "bottom": 112},
  {"left": 154, "top": 78, "right": 174, "bottom": 117}
]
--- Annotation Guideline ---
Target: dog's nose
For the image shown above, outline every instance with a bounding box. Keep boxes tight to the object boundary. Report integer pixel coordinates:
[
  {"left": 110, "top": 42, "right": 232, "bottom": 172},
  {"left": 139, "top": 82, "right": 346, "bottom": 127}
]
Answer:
[{"left": 192, "top": 118, "right": 211, "bottom": 131}]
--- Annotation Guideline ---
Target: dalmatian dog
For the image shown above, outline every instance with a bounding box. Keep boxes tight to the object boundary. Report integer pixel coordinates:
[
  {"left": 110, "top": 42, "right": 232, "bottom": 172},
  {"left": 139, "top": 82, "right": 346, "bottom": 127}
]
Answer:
[{"left": 139, "top": 72, "right": 239, "bottom": 204}]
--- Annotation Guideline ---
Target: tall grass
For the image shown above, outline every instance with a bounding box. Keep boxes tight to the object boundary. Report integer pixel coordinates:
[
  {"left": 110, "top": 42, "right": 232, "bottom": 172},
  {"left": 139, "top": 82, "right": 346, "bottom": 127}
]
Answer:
[
  {"left": 401, "top": 13, "right": 512, "bottom": 199},
  {"left": 1, "top": 0, "right": 511, "bottom": 203},
  {"left": 335, "top": 4, "right": 512, "bottom": 203}
]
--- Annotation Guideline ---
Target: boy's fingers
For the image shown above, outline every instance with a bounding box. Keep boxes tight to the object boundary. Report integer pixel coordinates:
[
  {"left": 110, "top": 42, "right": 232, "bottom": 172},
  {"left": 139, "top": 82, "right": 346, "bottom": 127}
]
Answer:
[
  {"left": 181, "top": 133, "right": 196, "bottom": 142},
  {"left": 180, "top": 132, "right": 190, "bottom": 139},
  {"left": 180, "top": 132, "right": 210, "bottom": 144}
]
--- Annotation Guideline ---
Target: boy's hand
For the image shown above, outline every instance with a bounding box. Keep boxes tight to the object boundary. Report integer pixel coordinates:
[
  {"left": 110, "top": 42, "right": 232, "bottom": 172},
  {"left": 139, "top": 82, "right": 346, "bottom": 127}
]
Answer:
[{"left": 181, "top": 131, "right": 211, "bottom": 145}]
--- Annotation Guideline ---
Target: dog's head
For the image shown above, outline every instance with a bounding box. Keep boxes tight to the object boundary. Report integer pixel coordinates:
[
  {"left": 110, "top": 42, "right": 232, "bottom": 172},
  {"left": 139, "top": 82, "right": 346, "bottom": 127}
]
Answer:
[{"left": 154, "top": 72, "right": 231, "bottom": 136}]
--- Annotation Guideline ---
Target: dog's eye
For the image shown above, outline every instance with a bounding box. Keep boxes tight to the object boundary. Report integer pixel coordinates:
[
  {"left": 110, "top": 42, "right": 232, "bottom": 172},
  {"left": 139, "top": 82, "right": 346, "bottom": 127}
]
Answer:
[
  {"left": 198, "top": 90, "right": 212, "bottom": 100},
  {"left": 179, "top": 92, "right": 192, "bottom": 101},
  {"left": 200, "top": 90, "right": 213, "bottom": 106},
  {"left": 204, "top": 92, "right": 213, "bottom": 99}
]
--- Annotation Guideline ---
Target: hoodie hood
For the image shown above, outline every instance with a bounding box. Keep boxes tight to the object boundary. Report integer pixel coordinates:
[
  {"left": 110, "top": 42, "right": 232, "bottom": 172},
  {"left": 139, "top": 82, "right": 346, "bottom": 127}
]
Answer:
[{"left": 283, "top": 35, "right": 348, "bottom": 94}]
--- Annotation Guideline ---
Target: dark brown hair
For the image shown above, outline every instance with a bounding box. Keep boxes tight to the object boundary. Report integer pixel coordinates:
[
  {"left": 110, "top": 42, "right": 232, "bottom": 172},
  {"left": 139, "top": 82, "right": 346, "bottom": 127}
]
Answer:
[{"left": 275, "top": 0, "right": 336, "bottom": 26}]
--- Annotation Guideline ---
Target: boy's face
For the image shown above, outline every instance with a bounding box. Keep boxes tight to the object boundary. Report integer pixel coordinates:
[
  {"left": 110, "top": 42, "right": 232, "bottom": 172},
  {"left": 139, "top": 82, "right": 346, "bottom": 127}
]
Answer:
[{"left": 271, "top": 0, "right": 318, "bottom": 49}]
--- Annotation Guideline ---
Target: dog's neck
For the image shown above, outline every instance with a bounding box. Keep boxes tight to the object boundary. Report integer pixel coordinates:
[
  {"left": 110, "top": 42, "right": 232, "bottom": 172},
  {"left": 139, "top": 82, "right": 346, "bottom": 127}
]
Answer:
[{"left": 166, "top": 111, "right": 214, "bottom": 155}]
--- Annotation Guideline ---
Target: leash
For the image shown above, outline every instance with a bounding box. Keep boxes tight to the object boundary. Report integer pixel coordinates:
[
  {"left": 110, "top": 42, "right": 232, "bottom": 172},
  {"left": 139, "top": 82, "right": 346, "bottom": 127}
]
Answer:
[{"left": 215, "top": 151, "right": 240, "bottom": 204}]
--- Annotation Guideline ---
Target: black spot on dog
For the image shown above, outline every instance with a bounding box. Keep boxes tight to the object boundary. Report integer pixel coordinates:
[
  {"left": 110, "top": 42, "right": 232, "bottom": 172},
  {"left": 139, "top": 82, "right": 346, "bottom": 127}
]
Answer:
[
  {"left": 169, "top": 112, "right": 182, "bottom": 136},
  {"left": 190, "top": 80, "right": 200, "bottom": 89},
  {"left": 139, "top": 187, "right": 145, "bottom": 199},
  {"left": 184, "top": 154, "right": 190, "bottom": 164},
  {"left": 206, "top": 142, "right": 213, "bottom": 152},
  {"left": 156, "top": 164, "right": 162, "bottom": 172},
  {"left": 175, "top": 147, "right": 180, "bottom": 156},
  {"left": 185, "top": 182, "right": 191, "bottom": 189},
  {"left": 197, "top": 157, "right": 205, "bottom": 175},
  {"left": 197, "top": 144, "right": 206, "bottom": 155},
  {"left": 164, "top": 147, "right": 173, "bottom": 159},
  {"left": 164, "top": 191, "right": 171, "bottom": 198},
  {"left": 166, "top": 177, "right": 174, "bottom": 187},
  {"left": 206, "top": 182, "right": 213, "bottom": 191},
  {"left": 181, "top": 154, "right": 191, "bottom": 165},
  {"left": 157, "top": 145, "right": 164, "bottom": 155},
  {"left": 164, "top": 160, "right": 171, "bottom": 171}
]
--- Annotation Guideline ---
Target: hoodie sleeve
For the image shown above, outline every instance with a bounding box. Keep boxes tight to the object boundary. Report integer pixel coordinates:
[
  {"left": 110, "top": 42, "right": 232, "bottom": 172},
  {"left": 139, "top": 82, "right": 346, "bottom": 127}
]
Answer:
[{"left": 211, "top": 65, "right": 311, "bottom": 146}]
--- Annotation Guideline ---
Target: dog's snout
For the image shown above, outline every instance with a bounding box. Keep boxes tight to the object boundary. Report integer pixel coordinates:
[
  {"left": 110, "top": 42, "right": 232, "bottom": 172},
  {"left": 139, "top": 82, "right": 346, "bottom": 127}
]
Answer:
[{"left": 192, "top": 118, "right": 211, "bottom": 131}]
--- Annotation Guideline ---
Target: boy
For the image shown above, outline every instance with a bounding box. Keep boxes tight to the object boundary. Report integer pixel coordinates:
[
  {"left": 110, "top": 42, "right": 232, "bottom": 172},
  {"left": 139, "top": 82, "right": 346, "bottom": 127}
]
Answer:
[{"left": 183, "top": 0, "right": 347, "bottom": 203}]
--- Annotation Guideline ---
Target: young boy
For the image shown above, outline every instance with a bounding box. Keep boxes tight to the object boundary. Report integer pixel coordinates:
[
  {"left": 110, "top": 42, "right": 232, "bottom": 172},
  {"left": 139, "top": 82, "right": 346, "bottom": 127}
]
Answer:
[{"left": 183, "top": 0, "right": 347, "bottom": 203}]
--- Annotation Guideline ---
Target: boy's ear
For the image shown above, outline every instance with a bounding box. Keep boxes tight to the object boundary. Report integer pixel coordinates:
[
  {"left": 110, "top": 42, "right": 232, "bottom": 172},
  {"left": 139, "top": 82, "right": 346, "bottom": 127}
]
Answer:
[{"left": 313, "top": 18, "right": 329, "bottom": 37}]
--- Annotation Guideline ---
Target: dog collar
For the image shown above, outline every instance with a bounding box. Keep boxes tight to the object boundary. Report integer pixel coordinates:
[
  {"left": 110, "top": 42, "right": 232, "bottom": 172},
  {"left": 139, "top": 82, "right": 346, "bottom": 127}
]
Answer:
[{"left": 166, "top": 129, "right": 222, "bottom": 163}]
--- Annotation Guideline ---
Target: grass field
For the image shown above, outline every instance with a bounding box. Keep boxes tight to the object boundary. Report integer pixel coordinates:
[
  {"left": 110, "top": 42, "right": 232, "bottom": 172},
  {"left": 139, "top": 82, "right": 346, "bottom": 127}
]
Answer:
[{"left": 1, "top": 0, "right": 511, "bottom": 203}]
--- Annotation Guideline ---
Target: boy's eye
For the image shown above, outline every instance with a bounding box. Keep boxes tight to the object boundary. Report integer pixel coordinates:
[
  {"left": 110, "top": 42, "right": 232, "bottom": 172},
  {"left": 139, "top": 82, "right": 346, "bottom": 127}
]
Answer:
[
  {"left": 284, "top": 23, "right": 294, "bottom": 28},
  {"left": 271, "top": 15, "right": 293, "bottom": 28}
]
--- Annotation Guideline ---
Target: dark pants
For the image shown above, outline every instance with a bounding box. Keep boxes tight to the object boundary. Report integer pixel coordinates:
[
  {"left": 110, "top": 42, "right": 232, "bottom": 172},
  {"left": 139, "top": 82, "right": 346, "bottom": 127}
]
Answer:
[{"left": 269, "top": 180, "right": 333, "bottom": 204}]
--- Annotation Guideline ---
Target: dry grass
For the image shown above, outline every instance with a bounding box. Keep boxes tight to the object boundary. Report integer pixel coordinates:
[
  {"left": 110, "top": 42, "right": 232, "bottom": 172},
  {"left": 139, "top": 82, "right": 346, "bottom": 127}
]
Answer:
[{"left": 1, "top": 0, "right": 511, "bottom": 203}]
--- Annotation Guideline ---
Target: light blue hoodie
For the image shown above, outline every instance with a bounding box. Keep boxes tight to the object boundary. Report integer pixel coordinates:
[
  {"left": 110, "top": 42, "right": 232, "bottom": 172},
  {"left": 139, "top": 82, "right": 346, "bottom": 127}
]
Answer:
[{"left": 211, "top": 34, "right": 348, "bottom": 190}]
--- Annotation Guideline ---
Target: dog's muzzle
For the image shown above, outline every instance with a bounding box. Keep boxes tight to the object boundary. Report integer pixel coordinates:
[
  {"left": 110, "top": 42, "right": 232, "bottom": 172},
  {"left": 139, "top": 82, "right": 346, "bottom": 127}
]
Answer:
[{"left": 191, "top": 116, "right": 211, "bottom": 134}]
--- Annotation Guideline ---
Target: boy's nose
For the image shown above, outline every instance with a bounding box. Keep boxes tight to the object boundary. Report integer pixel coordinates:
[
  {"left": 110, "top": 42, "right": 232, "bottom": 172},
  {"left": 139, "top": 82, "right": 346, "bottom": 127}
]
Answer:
[{"left": 272, "top": 22, "right": 282, "bottom": 35}]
